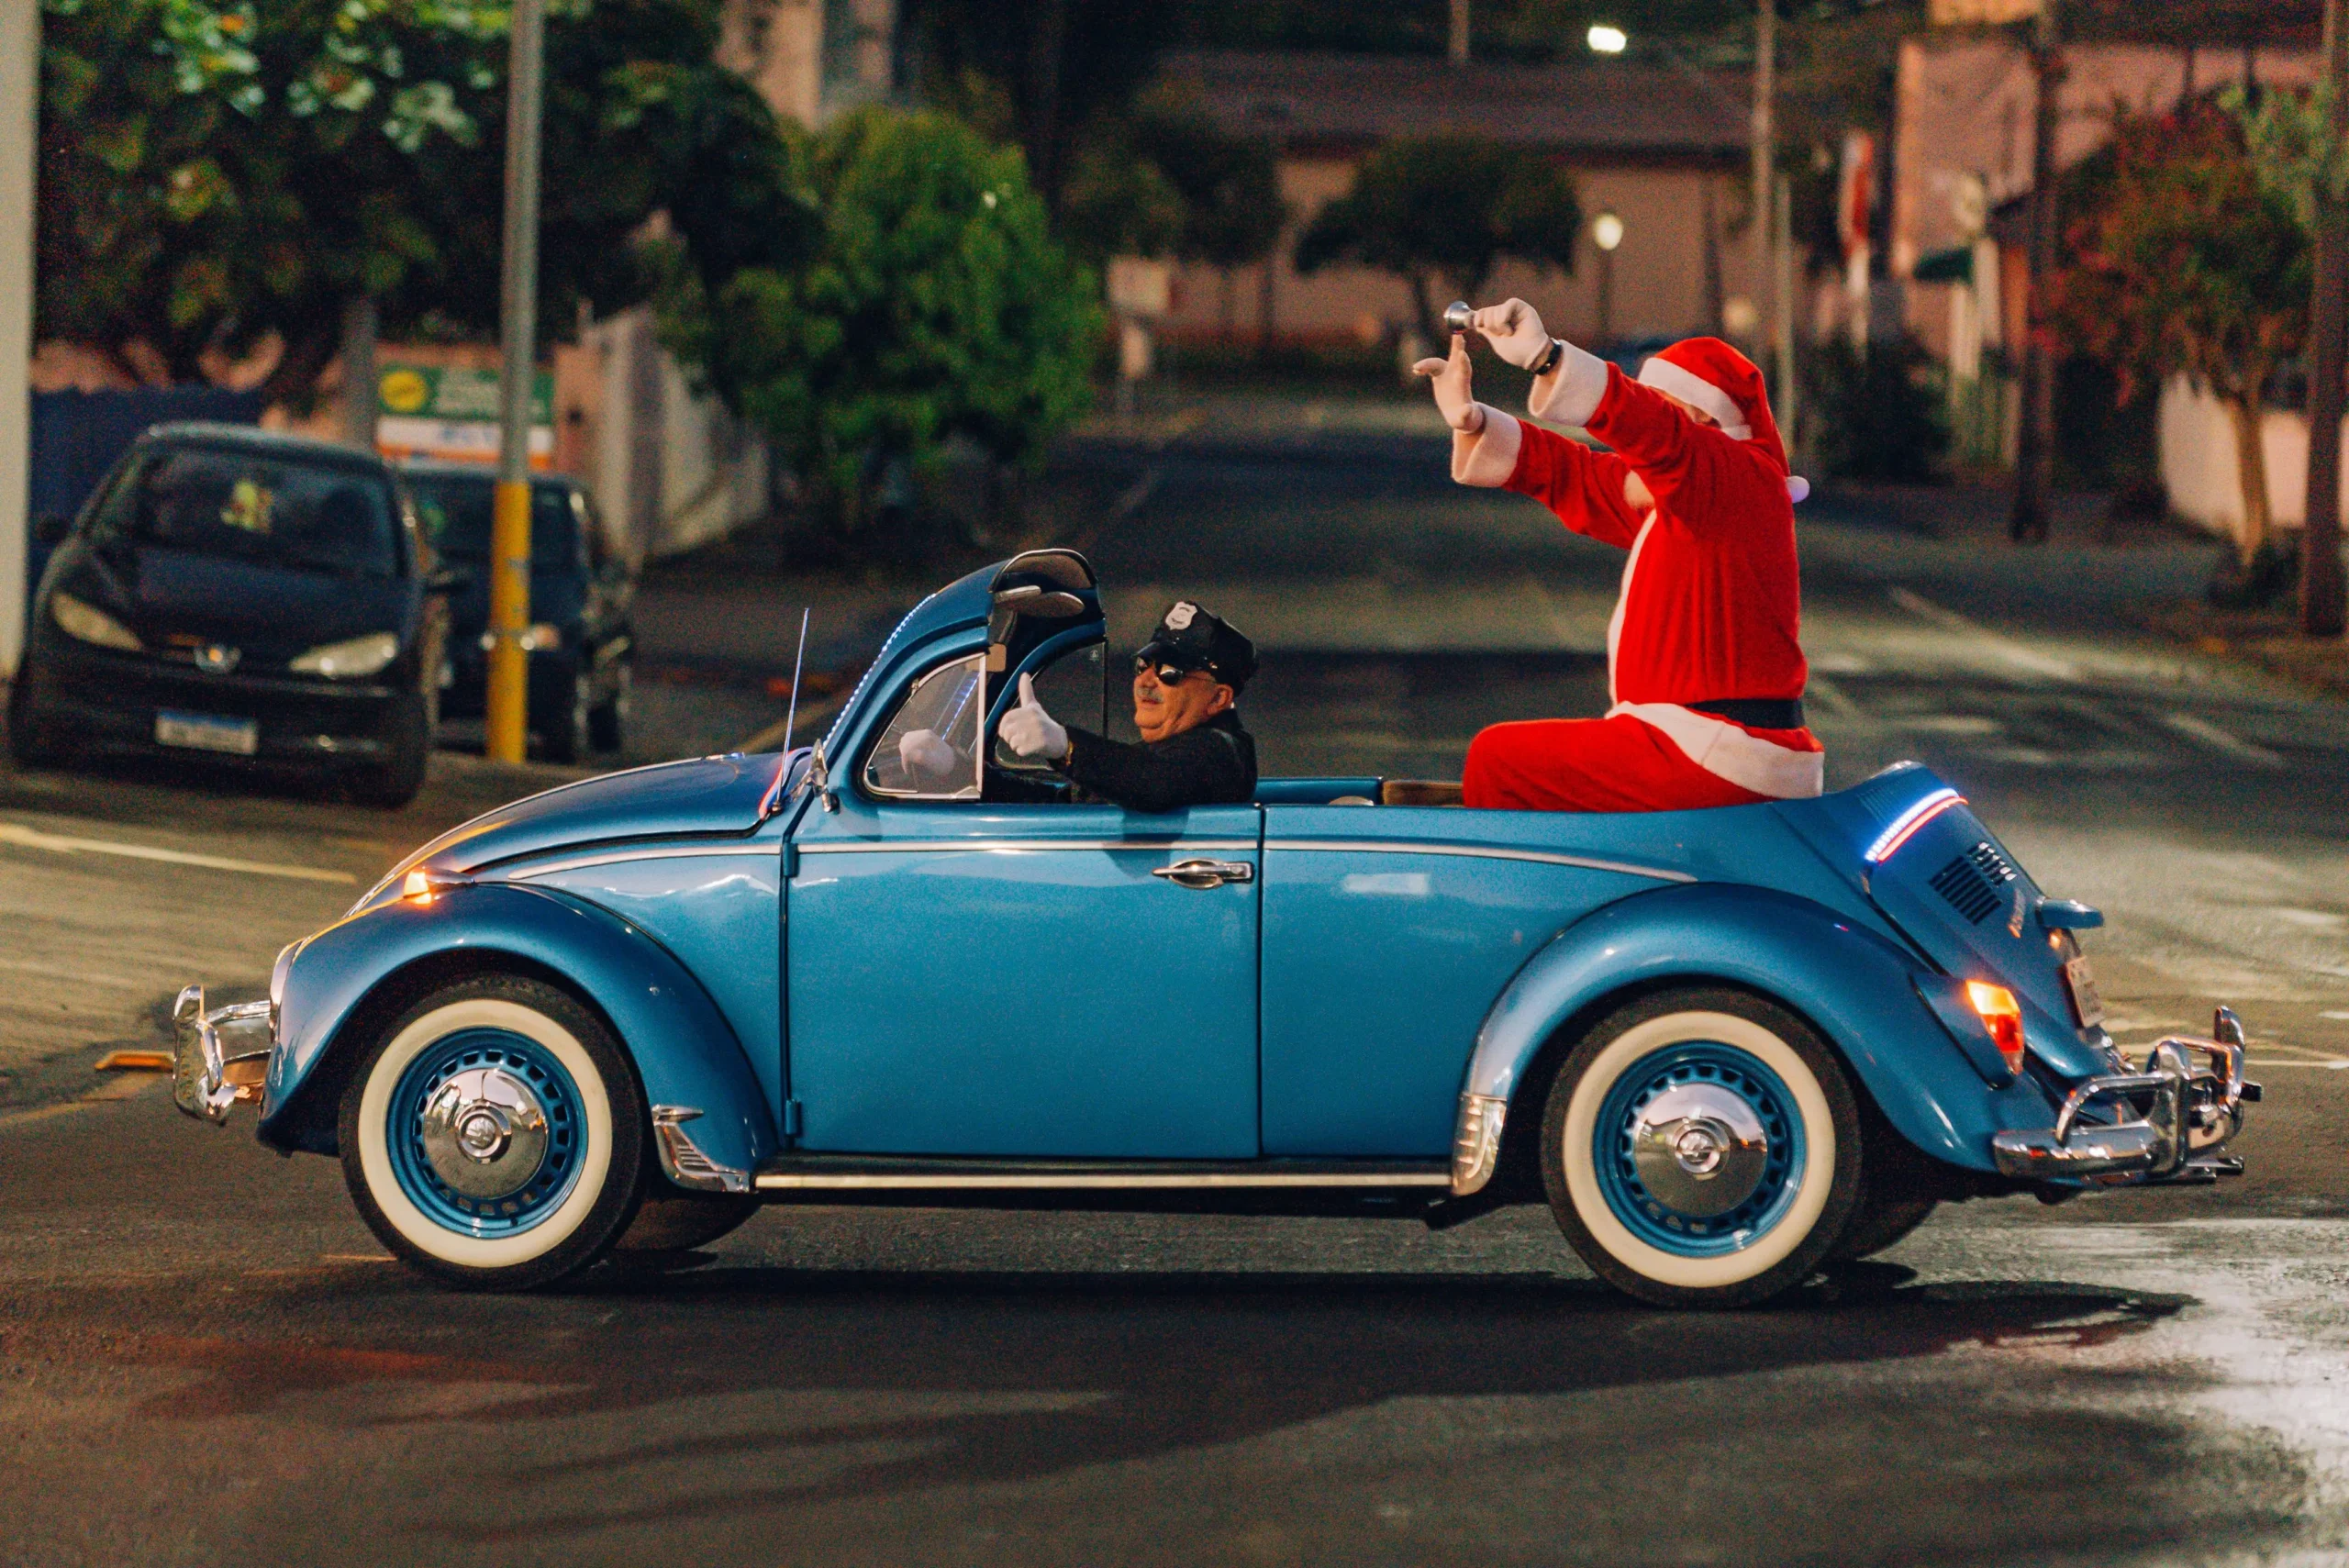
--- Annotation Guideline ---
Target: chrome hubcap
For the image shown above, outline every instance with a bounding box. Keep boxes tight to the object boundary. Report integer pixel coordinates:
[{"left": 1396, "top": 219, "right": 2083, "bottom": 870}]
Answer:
[
  {"left": 419, "top": 1067, "right": 550, "bottom": 1200},
  {"left": 1631, "top": 1083, "right": 1770, "bottom": 1217}
]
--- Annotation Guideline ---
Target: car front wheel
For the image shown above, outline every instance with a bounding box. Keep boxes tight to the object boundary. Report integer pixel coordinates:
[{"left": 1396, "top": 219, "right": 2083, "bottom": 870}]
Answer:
[
  {"left": 339, "top": 974, "right": 647, "bottom": 1289},
  {"left": 1542, "top": 987, "right": 1862, "bottom": 1308}
]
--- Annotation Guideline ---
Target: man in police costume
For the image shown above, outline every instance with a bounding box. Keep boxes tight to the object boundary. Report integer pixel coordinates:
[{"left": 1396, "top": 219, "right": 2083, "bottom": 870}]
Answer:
[{"left": 996, "top": 600, "right": 1258, "bottom": 813}]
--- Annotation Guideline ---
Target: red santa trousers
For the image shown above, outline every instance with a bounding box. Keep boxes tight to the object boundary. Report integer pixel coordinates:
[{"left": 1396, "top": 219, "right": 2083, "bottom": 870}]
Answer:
[{"left": 1464, "top": 713, "right": 1809, "bottom": 812}]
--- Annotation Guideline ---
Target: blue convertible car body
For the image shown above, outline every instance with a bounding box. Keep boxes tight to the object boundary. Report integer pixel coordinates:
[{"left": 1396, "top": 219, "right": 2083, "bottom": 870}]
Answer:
[{"left": 175, "top": 550, "right": 2257, "bottom": 1305}]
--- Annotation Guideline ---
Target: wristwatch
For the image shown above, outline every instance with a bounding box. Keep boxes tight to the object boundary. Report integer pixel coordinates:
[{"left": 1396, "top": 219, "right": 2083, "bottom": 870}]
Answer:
[{"left": 1530, "top": 338, "right": 1565, "bottom": 377}]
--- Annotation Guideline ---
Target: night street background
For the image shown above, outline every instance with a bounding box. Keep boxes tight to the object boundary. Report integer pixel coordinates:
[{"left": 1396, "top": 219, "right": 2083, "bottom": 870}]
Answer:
[{"left": 6, "top": 401, "right": 2349, "bottom": 1564}]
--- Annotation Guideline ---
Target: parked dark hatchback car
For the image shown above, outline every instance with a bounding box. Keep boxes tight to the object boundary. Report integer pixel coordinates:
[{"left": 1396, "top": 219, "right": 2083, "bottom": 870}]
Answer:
[
  {"left": 397, "top": 462, "right": 634, "bottom": 762},
  {"left": 8, "top": 424, "right": 452, "bottom": 806}
]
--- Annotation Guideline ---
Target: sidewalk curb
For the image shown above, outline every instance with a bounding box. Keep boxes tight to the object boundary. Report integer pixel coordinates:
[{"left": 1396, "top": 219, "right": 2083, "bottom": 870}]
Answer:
[{"left": 2132, "top": 602, "right": 2349, "bottom": 703}]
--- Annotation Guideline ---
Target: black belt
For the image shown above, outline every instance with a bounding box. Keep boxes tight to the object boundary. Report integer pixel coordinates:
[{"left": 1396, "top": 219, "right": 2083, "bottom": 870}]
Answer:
[{"left": 1687, "top": 697, "right": 1806, "bottom": 729}]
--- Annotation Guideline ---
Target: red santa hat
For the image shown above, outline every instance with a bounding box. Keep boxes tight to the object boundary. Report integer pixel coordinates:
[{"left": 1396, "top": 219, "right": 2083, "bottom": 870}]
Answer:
[{"left": 1638, "top": 337, "right": 1809, "bottom": 502}]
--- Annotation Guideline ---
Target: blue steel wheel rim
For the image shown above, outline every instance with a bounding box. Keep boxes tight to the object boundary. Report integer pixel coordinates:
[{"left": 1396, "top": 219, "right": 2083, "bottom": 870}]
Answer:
[
  {"left": 1591, "top": 1040, "right": 1806, "bottom": 1258},
  {"left": 385, "top": 1027, "right": 585, "bottom": 1238}
]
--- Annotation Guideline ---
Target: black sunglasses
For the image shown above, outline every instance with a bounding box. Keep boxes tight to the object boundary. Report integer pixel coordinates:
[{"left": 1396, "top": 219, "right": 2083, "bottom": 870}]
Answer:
[{"left": 1134, "top": 655, "right": 1211, "bottom": 685}]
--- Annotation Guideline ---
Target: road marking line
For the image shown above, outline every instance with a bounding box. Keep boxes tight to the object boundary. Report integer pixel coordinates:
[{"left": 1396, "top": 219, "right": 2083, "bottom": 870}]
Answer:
[
  {"left": 0, "top": 1073, "right": 159, "bottom": 1129},
  {"left": 1887, "top": 585, "right": 2081, "bottom": 681},
  {"left": 1803, "top": 673, "right": 1870, "bottom": 725},
  {"left": 0, "top": 954, "right": 156, "bottom": 989},
  {"left": 2161, "top": 712, "right": 2287, "bottom": 768},
  {"left": 0, "top": 820, "right": 357, "bottom": 884},
  {"left": 738, "top": 693, "right": 849, "bottom": 756}
]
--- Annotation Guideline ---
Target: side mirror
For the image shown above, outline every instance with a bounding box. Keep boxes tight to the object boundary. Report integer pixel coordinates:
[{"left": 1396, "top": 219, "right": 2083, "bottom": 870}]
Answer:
[
  {"left": 424, "top": 563, "right": 474, "bottom": 595},
  {"left": 32, "top": 514, "right": 70, "bottom": 546}
]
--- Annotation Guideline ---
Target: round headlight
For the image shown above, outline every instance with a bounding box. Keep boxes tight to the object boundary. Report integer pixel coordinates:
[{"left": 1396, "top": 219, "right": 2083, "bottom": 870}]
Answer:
[
  {"left": 51, "top": 591, "right": 142, "bottom": 651},
  {"left": 289, "top": 632, "right": 400, "bottom": 678}
]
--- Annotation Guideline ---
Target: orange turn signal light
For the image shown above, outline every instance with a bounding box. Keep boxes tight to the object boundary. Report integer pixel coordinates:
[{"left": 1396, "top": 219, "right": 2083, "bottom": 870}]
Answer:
[
  {"left": 402, "top": 869, "right": 433, "bottom": 904},
  {"left": 1965, "top": 980, "right": 2026, "bottom": 1074}
]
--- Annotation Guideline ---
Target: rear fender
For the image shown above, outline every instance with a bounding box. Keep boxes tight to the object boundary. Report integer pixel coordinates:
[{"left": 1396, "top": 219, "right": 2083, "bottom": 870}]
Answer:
[
  {"left": 1466, "top": 883, "right": 2055, "bottom": 1171},
  {"left": 258, "top": 881, "right": 778, "bottom": 1172}
]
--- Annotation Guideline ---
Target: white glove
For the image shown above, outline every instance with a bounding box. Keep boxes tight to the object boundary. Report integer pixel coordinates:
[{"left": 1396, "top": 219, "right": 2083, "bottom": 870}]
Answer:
[
  {"left": 898, "top": 728, "right": 959, "bottom": 779},
  {"left": 998, "top": 673, "right": 1070, "bottom": 761},
  {"left": 1471, "top": 298, "right": 1553, "bottom": 371},
  {"left": 1411, "top": 334, "right": 1486, "bottom": 433}
]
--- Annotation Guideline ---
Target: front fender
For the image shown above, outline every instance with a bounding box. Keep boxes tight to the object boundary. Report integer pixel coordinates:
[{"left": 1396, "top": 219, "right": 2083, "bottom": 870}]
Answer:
[
  {"left": 1465, "top": 884, "right": 2056, "bottom": 1171},
  {"left": 258, "top": 881, "right": 779, "bottom": 1173}
]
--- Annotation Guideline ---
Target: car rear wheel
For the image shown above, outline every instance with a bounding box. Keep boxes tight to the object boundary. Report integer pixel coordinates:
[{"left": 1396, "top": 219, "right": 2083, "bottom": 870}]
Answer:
[
  {"left": 339, "top": 974, "right": 648, "bottom": 1290},
  {"left": 588, "top": 658, "right": 630, "bottom": 754},
  {"left": 349, "top": 690, "right": 429, "bottom": 808},
  {"left": 6, "top": 668, "right": 65, "bottom": 768},
  {"left": 1542, "top": 987, "right": 1862, "bottom": 1309},
  {"left": 538, "top": 657, "right": 592, "bottom": 764}
]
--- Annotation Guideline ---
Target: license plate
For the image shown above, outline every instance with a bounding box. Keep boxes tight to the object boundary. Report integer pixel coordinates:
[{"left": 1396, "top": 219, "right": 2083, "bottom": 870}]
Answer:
[
  {"left": 2064, "top": 954, "right": 2106, "bottom": 1029},
  {"left": 155, "top": 710, "right": 258, "bottom": 756}
]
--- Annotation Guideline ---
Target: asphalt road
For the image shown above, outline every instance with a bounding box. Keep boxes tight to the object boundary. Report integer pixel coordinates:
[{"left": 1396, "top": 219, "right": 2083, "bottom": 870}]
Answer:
[{"left": 6, "top": 404, "right": 2349, "bottom": 1564}]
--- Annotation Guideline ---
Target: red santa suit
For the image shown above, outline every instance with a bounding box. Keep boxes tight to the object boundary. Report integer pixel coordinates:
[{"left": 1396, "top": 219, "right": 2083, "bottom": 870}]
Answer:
[{"left": 1449, "top": 336, "right": 1822, "bottom": 813}]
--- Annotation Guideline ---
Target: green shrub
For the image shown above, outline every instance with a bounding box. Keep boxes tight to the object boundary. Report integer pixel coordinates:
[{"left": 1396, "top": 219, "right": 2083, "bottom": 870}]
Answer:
[
  {"left": 1803, "top": 331, "right": 1950, "bottom": 484},
  {"left": 659, "top": 107, "right": 1100, "bottom": 548}
]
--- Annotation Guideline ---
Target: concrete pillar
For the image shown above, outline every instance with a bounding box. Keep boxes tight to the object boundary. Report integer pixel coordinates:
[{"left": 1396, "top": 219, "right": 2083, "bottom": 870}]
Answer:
[{"left": 0, "top": 0, "right": 37, "bottom": 681}]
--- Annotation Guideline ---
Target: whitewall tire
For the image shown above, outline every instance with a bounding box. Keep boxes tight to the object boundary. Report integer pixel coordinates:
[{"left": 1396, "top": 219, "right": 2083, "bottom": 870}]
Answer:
[
  {"left": 1542, "top": 988, "right": 1862, "bottom": 1308},
  {"left": 339, "top": 974, "right": 648, "bottom": 1289}
]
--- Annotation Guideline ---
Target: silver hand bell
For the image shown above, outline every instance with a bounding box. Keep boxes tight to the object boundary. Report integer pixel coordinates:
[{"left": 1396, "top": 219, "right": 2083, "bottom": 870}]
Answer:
[{"left": 1443, "top": 300, "right": 1473, "bottom": 336}]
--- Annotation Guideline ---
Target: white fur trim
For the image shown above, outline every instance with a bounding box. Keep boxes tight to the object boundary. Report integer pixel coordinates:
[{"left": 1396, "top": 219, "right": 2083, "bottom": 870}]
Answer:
[
  {"left": 1637, "top": 357, "right": 1753, "bottom": 440},
  {"left": 1609, "top": 702, "right": 1825, "bottom": 798},
  {"left": 1604, "top": 513, "right": 1656, "bottom": 706},
  {"left": 1452, "top": 406, "right": 1521, "bottom": 487},
  {"left": 1527, "top": 340, "right": 1611, "bottom": 426}
]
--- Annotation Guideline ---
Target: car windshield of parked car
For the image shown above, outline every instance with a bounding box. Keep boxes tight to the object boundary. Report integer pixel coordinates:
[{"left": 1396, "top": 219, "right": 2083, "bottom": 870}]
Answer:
[
  {"left": 406, "top": 475, "right": 578, "bottom": 571},
  {"left": 94, "top": 447, "right": 401, "bottom": 579}
]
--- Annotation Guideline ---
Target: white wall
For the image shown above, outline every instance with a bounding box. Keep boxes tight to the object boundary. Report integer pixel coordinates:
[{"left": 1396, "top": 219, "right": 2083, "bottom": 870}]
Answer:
[{"left": 2159, "top": 375, "right": 2349, "bottom": 550}]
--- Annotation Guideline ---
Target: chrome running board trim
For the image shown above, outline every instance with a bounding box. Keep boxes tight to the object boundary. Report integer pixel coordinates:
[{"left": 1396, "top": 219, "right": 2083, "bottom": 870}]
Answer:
[
  {"left": 651, "top": 1106, "right": 752, "bottom": 1194},
  {"left": 1264, "top": 840, "right": 1696, "bottom": 884}
]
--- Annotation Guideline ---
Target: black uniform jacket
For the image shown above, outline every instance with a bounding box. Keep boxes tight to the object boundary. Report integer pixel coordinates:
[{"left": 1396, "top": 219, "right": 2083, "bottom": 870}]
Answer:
[{"left": 1053, "top": 708, "right": 1257, "bottom": 814}]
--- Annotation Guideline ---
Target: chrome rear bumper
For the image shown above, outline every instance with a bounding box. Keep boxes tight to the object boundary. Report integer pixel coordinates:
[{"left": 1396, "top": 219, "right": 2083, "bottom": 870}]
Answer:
[
  {"left": 171, "top": 984, "right": 274, "bottom": 1125},
  {"left": 1991, "top": 1007, "right": 2260, "bottom": 1184}
]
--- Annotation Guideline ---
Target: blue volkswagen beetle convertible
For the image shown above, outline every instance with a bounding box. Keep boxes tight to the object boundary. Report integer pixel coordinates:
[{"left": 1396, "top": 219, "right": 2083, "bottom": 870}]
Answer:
[{"left": 173, "top": 550, "right": 2259, "bottom": 1307}]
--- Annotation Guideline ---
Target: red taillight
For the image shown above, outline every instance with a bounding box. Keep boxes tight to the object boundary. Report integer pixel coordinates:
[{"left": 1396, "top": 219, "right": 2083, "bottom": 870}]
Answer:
[{"left": 1966, "top": 981, "right": 2026, "bottom": 1073}]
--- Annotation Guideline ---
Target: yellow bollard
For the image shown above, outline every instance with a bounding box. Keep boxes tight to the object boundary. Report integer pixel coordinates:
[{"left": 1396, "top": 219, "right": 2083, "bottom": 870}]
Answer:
[{"left": 484, "top": 478, "right": 532, "bottom": 762}]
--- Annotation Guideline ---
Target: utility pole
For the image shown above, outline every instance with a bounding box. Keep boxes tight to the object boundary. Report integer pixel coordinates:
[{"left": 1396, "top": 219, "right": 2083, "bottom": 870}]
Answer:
[
  {"left": 1776, "top": 172, "right": 1798, "bottom": 458},
  {"left": 1752, "top": 0, "right": 1777, "bottom": 376},
  {"left": 0, "top": 0, "right": 35, "bottom": 684},
  {"left": 340, "top": 298, "right": 378, "bottom": 453},
  {"left": 2302, "top": 0, "right": 2348, "bottom": 637},
  {"left": 486, "top": 0, "right": 545, "bottom": 765},
  {"left": 1450, "top": 0, "right": 1471, "bottom": 65},
  {"left": 2009, "top": 0, "right": 2062, "bottom": 544}
]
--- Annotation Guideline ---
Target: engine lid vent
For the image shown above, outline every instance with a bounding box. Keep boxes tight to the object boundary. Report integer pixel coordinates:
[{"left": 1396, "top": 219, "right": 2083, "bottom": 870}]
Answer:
[{"left": 1930, "top": 845, "right": 2009, "bottom": 925}]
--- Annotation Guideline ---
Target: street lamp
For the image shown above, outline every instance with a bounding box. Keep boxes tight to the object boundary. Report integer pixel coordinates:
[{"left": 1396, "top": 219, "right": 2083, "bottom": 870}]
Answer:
[
  {"left": 1586, "top": 23, "right": 1628, "bottom": 53},
  {"left": 1593, "top": 212, "right": 1623, "bottom": 348}
]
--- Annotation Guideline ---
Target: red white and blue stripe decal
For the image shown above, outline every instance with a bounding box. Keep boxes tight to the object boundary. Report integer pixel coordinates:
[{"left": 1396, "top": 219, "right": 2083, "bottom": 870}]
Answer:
[{"left": 1864, "top": 786, "right": 1965, "bottom": 864}]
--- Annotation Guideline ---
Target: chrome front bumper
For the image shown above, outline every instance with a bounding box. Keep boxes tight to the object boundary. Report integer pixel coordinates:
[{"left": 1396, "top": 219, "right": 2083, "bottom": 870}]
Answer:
[
  {"left": 1991, "top": 1007, "right": 2260, "bottom": 1185},
  {"left": 171, "top": 984, "right": 274, "bottom": 1124}
]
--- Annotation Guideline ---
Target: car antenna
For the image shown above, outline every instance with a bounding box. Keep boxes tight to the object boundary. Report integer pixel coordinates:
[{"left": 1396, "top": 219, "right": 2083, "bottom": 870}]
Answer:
[{"left": 781, "top": 607, "right": 810, "bottom": 753}]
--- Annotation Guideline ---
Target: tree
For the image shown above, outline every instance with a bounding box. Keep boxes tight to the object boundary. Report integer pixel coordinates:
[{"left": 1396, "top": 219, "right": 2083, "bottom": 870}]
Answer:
[
  {"left": 897, "top": 0, "right": 1179, "bottom": 212},
  {"left": 659, "top": 108, "right": 1101, "bottom": 543},
  {"left": 37, "top": 0, "right": 808, "bottom": 406},
  {"left": 1293, "top": 134, "right": 1579, "bottom": 344},
  {"left": 2049, "top": 98, "right": 2309, "bottom": 563},
  {"left": 1059, "top": 89, "right": 1288, "bottom": 324}
]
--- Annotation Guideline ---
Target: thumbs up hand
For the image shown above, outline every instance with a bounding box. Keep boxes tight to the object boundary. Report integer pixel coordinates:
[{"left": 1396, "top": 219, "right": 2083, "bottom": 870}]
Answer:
[{"left": 998, "top": 673, "right": 1070, "bottom": 761}]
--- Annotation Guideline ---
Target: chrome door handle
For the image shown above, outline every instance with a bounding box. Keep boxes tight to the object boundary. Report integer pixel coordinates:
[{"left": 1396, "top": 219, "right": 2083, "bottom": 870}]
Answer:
[{"left": 1152, "top": 859, "right": 1254, "bottom": 889}]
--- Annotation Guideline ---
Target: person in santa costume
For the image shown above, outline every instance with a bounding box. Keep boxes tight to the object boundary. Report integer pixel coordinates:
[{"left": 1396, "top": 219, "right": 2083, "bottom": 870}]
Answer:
[{"left": 1413, "top": 299, "right": 1820, "bottom": 812}]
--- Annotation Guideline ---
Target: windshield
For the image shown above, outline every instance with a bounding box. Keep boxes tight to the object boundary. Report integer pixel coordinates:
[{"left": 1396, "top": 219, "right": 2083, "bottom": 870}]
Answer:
[
  {"left": 406, "top": 474, "right": 580, "bottom": 571},
  {"left": 95, "top": 446, "right": 401, "bottom": 579}
]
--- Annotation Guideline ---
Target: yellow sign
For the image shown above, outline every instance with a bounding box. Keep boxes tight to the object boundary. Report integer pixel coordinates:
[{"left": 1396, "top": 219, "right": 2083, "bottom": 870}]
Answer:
[
  {"left": 378, "top": 367, "right": 430, "bottom": 416},
  {"left": 1929, "top": 0, "right": 2041, "bottom": 21}
]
